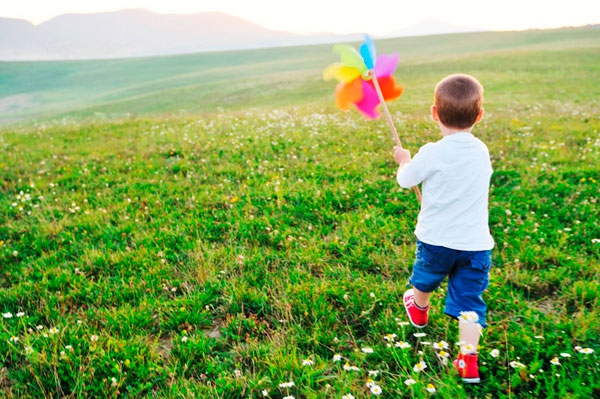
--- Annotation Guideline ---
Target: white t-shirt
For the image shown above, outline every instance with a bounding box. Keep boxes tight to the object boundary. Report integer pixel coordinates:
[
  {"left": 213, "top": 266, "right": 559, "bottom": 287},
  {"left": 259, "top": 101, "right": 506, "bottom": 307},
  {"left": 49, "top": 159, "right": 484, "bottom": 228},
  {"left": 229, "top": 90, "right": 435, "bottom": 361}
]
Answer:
[{"left": 397, "top": 132, "right": 494, "bottom": 251}]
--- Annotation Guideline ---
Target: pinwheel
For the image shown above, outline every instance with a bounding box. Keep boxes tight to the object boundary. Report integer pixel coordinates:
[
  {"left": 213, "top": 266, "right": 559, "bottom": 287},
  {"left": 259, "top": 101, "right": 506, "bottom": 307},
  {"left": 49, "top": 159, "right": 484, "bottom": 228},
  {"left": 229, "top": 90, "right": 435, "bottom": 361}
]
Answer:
[
  {"left": 323, "top": 35, "right": 405, "bottom": 145},
  {"left": 324, "top": 36, "right": 401, "bottom": 114},
  {"left": 324, "top": 35, "right": 421, "bottom": 201}
]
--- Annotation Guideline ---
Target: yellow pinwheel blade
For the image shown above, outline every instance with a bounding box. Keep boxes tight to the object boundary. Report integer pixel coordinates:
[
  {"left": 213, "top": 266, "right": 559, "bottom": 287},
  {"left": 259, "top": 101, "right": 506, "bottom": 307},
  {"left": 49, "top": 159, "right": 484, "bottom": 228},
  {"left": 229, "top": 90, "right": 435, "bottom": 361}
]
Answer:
[{"left": 323, "top": 63, "right": 362, "bottom": 83}]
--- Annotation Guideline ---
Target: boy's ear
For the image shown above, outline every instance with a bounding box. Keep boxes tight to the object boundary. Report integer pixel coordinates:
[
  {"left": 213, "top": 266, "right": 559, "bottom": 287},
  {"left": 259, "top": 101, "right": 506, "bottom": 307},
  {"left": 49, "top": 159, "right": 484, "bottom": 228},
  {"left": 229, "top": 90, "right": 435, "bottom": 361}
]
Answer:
[
  {"left": 431, "top": 105, "right": 439, "bottom": 121},
  {"left": 475, "top": 107, "right": 484, "bottom": 123}
]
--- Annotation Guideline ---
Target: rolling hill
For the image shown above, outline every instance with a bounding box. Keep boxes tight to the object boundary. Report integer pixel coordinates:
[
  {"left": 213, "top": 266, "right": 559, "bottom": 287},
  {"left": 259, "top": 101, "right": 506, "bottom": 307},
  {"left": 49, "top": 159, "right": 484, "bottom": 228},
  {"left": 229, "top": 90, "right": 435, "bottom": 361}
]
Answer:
[{"left": 0, "top": 25, "right": 598, "bottom": 126}]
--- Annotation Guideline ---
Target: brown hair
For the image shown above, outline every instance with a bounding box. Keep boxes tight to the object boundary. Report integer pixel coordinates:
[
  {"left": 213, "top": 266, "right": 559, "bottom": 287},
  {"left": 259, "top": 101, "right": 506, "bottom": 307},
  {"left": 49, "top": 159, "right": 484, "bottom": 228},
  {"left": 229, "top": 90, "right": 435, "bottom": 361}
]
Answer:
[{"left": 434, "top": 74, "right": 483, "bottom": 129}]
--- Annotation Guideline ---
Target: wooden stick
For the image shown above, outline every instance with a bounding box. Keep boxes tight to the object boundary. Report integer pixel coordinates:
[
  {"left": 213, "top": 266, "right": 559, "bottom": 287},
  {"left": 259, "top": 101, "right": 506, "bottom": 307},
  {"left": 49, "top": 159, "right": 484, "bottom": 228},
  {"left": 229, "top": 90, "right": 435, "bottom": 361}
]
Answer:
[
  {"left": 368, "top": 70, "right": 422, "bottom": 203},
  {"left": 369, "top": 70, "right": 402, "bottom": 148}
]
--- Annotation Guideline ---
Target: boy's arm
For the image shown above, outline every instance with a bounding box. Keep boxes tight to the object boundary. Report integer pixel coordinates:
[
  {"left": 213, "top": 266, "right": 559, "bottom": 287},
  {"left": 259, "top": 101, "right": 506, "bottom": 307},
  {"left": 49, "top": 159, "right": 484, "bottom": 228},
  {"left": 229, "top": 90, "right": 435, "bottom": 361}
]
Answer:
[{"left": 394, "top": 146, "right": 422, "bottom": 188}]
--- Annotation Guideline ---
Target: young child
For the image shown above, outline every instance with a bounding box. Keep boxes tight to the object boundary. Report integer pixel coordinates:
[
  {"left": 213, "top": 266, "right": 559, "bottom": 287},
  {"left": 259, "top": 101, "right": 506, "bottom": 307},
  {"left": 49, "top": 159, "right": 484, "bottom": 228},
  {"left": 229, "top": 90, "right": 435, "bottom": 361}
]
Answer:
[{"left": 393, "top": 73, "right": 494, "bottom": 383}]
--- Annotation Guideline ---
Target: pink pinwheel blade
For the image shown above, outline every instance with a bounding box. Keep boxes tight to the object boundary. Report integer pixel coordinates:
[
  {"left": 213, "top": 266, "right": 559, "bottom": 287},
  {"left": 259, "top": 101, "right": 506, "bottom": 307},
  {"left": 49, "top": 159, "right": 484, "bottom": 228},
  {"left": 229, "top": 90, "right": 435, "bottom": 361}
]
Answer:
[
  {"left": 355, "top": 80, "right": 381, "bottom": 119},
  {"left": 373, "top": 53, "right": 399, "bottom": 78}
]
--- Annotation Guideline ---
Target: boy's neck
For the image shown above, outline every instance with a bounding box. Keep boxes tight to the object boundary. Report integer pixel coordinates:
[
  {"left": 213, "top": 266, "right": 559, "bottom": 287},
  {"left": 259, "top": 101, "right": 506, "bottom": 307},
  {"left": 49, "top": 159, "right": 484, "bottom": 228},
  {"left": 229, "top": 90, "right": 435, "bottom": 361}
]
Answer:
[{"left": 440, "top": 124, "right": 474, "bottom": 137}]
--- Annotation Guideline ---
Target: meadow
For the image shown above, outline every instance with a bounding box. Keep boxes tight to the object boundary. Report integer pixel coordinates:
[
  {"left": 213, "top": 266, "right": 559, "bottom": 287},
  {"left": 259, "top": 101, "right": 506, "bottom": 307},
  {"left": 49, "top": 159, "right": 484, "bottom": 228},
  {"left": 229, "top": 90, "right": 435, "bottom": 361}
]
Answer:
[{"left": 1, "top": 27, "right": 599, "bottom": 398}]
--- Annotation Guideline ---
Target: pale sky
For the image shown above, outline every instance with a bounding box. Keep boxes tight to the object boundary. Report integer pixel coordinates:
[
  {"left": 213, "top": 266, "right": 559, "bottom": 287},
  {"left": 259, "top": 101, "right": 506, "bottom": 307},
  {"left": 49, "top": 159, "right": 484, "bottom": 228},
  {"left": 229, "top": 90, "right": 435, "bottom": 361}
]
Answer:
[{"left": 2, "top": 0, "right": 599, "bottom": 36}]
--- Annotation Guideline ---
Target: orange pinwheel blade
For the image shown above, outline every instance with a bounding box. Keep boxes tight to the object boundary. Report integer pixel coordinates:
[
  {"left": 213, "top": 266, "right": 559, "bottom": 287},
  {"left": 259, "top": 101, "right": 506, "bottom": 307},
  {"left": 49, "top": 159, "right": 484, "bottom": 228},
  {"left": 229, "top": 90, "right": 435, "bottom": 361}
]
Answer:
[
  {"left": 377, "top": 75, "right": 403, "bottom": 101},
  {"left": 335, "top": 79, "right": 363, "bottom": 111}
]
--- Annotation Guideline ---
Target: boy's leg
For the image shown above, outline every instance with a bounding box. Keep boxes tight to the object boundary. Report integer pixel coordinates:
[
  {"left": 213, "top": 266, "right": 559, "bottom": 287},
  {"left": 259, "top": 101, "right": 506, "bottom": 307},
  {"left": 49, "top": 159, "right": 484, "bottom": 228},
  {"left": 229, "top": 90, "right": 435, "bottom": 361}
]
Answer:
[
  {"left": 405, "top": 241, "right": 454, "bottom": 328},
  {"left": 459, "top": 319, "right": 482, "bottom": 353},
  {"left": 454, "top": 319, "right": 483, "bottom": 383},
  {"left": 446, "top": 250, "right": 492, "bottom": 384},
  {"left": 413, "top": 287, "right": 432, "bottom": 309}
]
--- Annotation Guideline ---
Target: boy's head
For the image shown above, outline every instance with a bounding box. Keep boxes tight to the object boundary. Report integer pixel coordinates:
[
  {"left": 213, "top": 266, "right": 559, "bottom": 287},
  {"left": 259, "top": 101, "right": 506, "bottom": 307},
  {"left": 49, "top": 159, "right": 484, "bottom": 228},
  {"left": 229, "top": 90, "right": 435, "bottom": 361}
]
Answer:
[{"left": 433, "top": 74, "right": 483, "bottom": 130}]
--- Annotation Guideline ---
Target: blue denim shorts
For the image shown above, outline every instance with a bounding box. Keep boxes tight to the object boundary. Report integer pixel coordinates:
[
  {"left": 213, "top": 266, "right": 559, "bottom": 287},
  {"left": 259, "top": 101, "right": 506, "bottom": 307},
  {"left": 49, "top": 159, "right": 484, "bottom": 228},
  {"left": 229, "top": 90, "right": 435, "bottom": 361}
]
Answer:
[{"left": 409, "top": 240, "right": 493, "bottom": 327}]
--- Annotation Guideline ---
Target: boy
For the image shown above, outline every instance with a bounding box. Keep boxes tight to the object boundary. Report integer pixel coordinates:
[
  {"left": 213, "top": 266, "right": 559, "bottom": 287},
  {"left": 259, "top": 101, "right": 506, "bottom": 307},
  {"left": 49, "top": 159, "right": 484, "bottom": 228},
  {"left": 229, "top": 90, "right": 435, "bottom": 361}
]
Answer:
[{"left": 393, "top": 74, "right": 494, "bottom": 383}]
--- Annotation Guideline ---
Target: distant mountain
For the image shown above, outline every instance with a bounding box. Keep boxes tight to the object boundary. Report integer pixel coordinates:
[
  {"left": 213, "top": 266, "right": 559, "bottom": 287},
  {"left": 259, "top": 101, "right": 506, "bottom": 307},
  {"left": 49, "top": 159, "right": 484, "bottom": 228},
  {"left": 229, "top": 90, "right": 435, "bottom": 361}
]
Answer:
[
  {"left": 0, "top": 10, "right": 492, "bottom": 61},
  {"left": 0, "top": 9, "right": 362, "bottom": 61}
]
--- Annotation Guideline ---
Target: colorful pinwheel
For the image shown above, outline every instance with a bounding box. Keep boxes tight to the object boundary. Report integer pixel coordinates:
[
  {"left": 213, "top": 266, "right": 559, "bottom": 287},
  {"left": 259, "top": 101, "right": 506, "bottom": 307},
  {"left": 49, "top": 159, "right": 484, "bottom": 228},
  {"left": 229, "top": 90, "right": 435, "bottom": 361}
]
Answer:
[
  {"left": 323, "top": 35, "right": 422, "bottom": 202},
  {"left": 323, "top": 35, "right": 403, "bottom": 120}
]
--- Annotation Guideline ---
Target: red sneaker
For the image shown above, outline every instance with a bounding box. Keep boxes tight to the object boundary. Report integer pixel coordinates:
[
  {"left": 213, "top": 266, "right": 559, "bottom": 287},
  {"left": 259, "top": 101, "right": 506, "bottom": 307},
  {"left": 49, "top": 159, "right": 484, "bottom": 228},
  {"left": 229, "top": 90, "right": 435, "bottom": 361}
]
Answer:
[
  {"left": 453, "top": 352, "right": 481, "bottom": 383},
  {"left": 403, "top": 289, "right": 429, "bottom": 328}
]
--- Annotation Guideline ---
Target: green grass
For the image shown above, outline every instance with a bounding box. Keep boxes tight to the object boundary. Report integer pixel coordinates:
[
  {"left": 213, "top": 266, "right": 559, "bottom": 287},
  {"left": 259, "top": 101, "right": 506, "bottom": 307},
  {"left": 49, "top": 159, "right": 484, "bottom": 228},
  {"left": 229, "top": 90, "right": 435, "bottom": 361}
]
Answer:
[{"left": 1, "top": 27, "right": 599, "bottom": 398}]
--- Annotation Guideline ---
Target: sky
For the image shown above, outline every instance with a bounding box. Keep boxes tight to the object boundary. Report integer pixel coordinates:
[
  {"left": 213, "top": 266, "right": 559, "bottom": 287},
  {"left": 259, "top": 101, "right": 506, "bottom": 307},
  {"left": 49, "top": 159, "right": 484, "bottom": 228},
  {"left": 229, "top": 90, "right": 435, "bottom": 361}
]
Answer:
[{"left": 2, "top": 0, "right": 599, "bottom": 36}]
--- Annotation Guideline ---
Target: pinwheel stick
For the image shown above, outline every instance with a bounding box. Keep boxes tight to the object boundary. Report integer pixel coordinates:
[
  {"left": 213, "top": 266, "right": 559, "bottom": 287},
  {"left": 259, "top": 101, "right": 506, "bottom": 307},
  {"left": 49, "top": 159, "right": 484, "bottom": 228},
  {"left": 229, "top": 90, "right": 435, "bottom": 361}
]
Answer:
[
  {"left": 368, "top": 70, "right": 422, "bottom": 203},
  {"left": 368, "top": 70, "right": 402, "bottom": 148}
]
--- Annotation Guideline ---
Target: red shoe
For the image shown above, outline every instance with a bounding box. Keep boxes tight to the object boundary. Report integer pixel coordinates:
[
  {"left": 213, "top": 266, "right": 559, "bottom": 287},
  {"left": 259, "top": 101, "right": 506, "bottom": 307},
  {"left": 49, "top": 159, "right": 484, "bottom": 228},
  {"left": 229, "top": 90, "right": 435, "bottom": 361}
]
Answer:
[
  {"left": 453, "top": 352, "right": 481, "bottom": 383},
  {"left": 403, "top": 289, "right": 429, "bottom": 328}
]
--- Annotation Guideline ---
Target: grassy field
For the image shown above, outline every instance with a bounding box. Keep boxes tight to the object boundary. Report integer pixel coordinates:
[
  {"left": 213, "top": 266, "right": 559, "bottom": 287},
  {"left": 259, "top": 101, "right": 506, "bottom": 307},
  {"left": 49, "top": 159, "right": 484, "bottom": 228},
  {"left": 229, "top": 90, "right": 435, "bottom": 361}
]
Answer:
[{"left": 1, "top": 27, "right": 599, "bottom": 398}]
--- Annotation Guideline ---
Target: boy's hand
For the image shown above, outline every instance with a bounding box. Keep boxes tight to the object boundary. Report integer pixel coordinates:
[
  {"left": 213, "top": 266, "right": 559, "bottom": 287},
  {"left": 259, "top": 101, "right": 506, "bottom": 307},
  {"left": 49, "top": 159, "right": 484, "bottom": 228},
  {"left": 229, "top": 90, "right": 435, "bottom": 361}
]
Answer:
[{"left": 394, "top": 146, "right": 411, "bottom": 165}]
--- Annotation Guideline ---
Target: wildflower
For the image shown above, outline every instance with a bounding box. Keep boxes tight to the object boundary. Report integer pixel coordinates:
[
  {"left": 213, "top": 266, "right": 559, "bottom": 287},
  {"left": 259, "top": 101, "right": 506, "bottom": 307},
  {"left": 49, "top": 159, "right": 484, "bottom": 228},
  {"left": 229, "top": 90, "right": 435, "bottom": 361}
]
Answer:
[
  {"left": 368, "top": 370, "right": 379, "bottom": 377},
  {"left": 342, "top": 395, "right": 355, "bottom": 399},
  {"left": 36, "top": 325, "right": 44, "bottom": 330},
  {"left": 9, "top": 336, "right": 18, "bottom": 343},
  {"left": 413, "top": 332, "right": 427, "bottom": 338},
  {"left": 279, "top": 381, "right": 295, "bottom": 388},
  {"left": 463, "top": 344, "right": 476, "bottom": 353},
  {"left": 370, "top": 384, "right": 382, "bottom": 395},
  {"left": 510, "top": 361, "right": 526, "bottom": 369},
  {"left": 362, "top": 347, "right": 374, "bottom": 354},
  {"left": 302, "top": 359, "right": 314, "bottom": 366},
  {"left": 234, "top": 369, "right": 242, "bottom": 378},
  {"left": 262, "top": 390, "right": 269, "bottom": 397},
  {"left": 397, "top": 321, "right": 410, "bottom": 327},
  {"left": 49, "top": 327, "right": 59, "bottom": 335},
  {"left": 25, "top": 346, "right": 33, "bottom": 355},
  {"left": 333, "top": 354, "right": 342, "bottom": 362},
  {"left": 2, "top": 312, "right": 13, "bottom": 319},
  {"left": 383, "top": 333, "right": 397, "bottom": 342},
  {"left": 559, "top": 353, "right": 571, "bottom": 358},
  {"left": 459, "top": 311, "right": 479, "bottom": 323},
  {"left": 90, "top": 334, "right": 99, "bottom": 342},
  {"left": 551, "top": 357, "right": 560, "bottom": 365},
  {"left": 111, "top": 377, "right": 117, "bottom": 387},
  {"left": 283, "top": 396, "right": 295, "bottom": 399},
  {"left": 60, "top": 351, "right": 67, "bottom": 360},
  {"left": 181, "top": 336, "right": 188, "bottom": 343},
  {"left": 433, "top": 341, "right": 449, "bottom": 350},
  {"left": 370, "top": 292, "right": 375, "bottom": 298},
  {"left": 366, "top": 378, "right": 375, "bottom": 388},
  {"left": 578, "top": 348, "right": 594, "bottom": 354},
  {"left": 16, "top": 312, "right": 25, "bottom": 318},
  {"left": 438, "top": 350, "right": 450, "bottom": 358},
  {"left": 404, "top": 378, "right": 417, "bottom": 386},
  {"left": 395, "top": 341, "right": 411, "bottom": 349},
  {"left": 534, "top": 335, "right": 544, "bottom": 340},
  {"left": 490, "top": 349, "right": 500, "bottom": 358},
  {"left": 343, "top": 363, "right": 360, "bottom": 371},
  {"left": 65, "top": 345, "right": 73, "bottom": 351},
  {"left": 413, "top": 361, "right": 428, "bottom": 372},
  {"left": 426, "top": 383, "right": 437, "bottom": 393}
]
